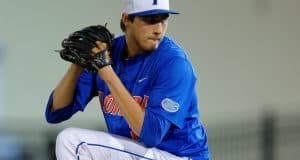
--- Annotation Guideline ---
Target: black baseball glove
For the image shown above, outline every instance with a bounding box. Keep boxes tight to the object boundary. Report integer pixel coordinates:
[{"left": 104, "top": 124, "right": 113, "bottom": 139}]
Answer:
[{"left": 57, "top": 24, "right": 114, "bottom": 72}]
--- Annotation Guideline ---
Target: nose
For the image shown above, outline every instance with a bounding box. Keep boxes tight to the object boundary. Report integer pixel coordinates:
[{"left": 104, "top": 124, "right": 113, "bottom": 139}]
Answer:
[{"left": 153, "top": 22, "right": 163, "bottom": 35}]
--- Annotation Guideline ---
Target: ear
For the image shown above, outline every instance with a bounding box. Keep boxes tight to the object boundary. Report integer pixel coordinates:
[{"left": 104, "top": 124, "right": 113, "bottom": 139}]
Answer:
[{"left": 122, "top": 13, "right": 131, "bottom": 27}]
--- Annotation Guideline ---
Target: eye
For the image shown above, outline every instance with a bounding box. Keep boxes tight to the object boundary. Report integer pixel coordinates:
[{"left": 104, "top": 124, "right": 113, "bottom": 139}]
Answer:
[
  {"left": 141, "top": 16, "right": 156, "bottom": 24},
  {"left": 140, "top": 14, "right": 169, "bottom": 24}
]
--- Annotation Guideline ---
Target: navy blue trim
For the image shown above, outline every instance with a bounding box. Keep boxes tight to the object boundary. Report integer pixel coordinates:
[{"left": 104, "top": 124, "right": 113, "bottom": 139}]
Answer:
[
  {"left": 75, "top": 142, "right": 86, "bottom": 154},
  {"left": 75, "top": 141, "right": 154, "bottom": 160},
  {"left": 130, "top": 9, "right": 179, "bottom": 16}
]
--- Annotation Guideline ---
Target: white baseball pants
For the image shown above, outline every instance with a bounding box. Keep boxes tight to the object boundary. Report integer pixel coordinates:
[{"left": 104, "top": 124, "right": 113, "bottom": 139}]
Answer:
[{"left": 55, "top": 127, "right": 190, "bottom": 160}]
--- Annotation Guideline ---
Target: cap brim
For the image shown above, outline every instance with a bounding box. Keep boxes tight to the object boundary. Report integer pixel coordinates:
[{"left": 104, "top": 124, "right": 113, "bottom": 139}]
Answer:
[{"left": 129, "top": 9, "right": 179, "bottom": 16}]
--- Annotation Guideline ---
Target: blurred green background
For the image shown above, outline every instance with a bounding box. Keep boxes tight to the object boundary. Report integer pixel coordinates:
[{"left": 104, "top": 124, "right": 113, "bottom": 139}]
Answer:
[{"left": 0, "top": 0, "right": 299, "bottom": 159}]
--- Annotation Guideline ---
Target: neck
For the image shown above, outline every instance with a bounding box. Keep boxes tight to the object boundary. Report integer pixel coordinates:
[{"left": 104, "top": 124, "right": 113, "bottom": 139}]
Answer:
[{"left": 125, "top": 34, "right": 139, "bottom": 57}]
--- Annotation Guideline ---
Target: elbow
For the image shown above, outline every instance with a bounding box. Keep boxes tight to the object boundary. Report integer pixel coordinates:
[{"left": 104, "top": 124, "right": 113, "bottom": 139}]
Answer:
[
  {"left": 44, "top": 105, "right": 67, "bottom": 124},
  {"left": 142, "top": 137, "right": 162, "bottom": 148},
  {"left": 46, "top": 117, "right": 57, "bottom": 124},
  {"left": 45, "top": 92, "right": 60, "bottom": 123},
  {"left": 139, "top": 110, "right": 171, "bottom": 147},
  {"left": 45, "top": 116, "right": 59, "bottom": 124},
  {"left": 139, "top": 126, "right": 165, "bottom": 147},
  {"left": 45, "top": 110, "right": 60, "bottom": 124},
  {"left": 44, "top": 102, "right": 76, "bottom": 124}
]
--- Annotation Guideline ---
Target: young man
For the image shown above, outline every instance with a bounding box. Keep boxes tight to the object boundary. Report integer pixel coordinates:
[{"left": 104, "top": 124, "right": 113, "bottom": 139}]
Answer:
[{"left": 45, "top": 0, "right": 210, "bottom": 159}]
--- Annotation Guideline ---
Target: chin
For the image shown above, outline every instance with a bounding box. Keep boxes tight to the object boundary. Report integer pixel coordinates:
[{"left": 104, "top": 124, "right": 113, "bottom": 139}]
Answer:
[
  {"left": 144, "top": 43, "right": 159, "bottom": 52},
  {"left": 143, "top": 46, "right": 157, "bottom": 53}
]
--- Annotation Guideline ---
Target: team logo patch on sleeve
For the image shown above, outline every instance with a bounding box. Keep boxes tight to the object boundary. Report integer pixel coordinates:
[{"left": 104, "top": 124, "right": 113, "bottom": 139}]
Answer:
[{"left": 161, "top": 98, "right": 179, "bottom": 112}]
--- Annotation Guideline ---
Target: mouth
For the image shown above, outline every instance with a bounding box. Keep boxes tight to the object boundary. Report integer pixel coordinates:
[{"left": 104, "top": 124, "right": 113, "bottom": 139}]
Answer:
[{"left": 148, "top": 37, "right": 161, "bottom": 42}]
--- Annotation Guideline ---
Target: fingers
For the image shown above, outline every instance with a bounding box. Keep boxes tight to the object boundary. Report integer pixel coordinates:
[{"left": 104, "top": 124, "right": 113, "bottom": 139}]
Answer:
[
  {"left": 92, "top": 41, "right": 108, "bottom": 55},
  {"left": 96, "top": 41, "right": 108, "bottom": 50},
  {"left": 91, "top": 47, "right": 100, "bottom": 54}
]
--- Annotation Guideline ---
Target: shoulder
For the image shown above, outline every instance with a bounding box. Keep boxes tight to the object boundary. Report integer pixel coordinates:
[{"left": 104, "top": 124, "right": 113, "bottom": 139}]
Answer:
[
  {"left": 154, "top": 36, "right": 192, "bottom": 68},
  {"left": 111, "top": 35, "right": 125, "bottom": 48},
  {"left": 150, "top": 36, "right": 197, "bottom": 79},
  {"left": 157, "top": 36, "right": 186, "bottom": 58},
  {"left": 110, "top": 35, "right": 126, "bottom": 62}
]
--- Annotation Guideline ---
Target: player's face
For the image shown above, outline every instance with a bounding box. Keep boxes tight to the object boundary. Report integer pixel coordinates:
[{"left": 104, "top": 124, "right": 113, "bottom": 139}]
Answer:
[{"left": 126, "top": 14, "right": 169, "bottom": 54}]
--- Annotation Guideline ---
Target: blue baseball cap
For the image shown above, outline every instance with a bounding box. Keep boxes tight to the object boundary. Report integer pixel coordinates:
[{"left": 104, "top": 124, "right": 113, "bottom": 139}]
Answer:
[{"left": 122, "top": 0, "right": 179, "bottom": 16}]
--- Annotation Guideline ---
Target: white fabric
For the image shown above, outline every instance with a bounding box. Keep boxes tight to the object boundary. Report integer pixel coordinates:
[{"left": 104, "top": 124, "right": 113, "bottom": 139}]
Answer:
[
  {"left": 122, "top": 0, "right": 170, "bottom": 14},
  {"left": 55, "top": 127, "right": 188, "bottom": 160}
]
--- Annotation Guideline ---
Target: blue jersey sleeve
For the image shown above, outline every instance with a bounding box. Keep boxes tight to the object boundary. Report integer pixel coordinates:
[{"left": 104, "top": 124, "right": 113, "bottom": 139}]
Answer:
[
  {"left": 139, "top": 110, "right": 171, "bottom": 147},
  {"left": 45, "top": 71, "right": 97, "bottom": 123},
  {"left": 146, "top": 57, "right": 196, "bottom": 129}
]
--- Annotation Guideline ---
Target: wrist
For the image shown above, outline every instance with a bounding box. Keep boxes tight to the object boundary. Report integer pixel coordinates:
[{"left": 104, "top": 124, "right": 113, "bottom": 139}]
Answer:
[
  {"left": 70, "top": 64, "right": 84, "bottom": 74},
  {"left": 97, "top": 65, "right": 116, "bottom": 82}
]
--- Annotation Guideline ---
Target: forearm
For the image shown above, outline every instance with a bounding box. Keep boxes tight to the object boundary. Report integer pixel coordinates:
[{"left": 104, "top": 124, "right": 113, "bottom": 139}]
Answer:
[
  {"left": 98, "top": 66, "right": 145, "bottom": 135},
  {"left": 52, "top": 64, "right": 83, "bottom": 111}
]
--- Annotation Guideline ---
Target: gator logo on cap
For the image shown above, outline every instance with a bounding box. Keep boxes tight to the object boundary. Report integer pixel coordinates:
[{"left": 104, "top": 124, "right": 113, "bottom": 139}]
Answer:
[{"left": 161, "top": 98, "right": 179, "bottom": 113}]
